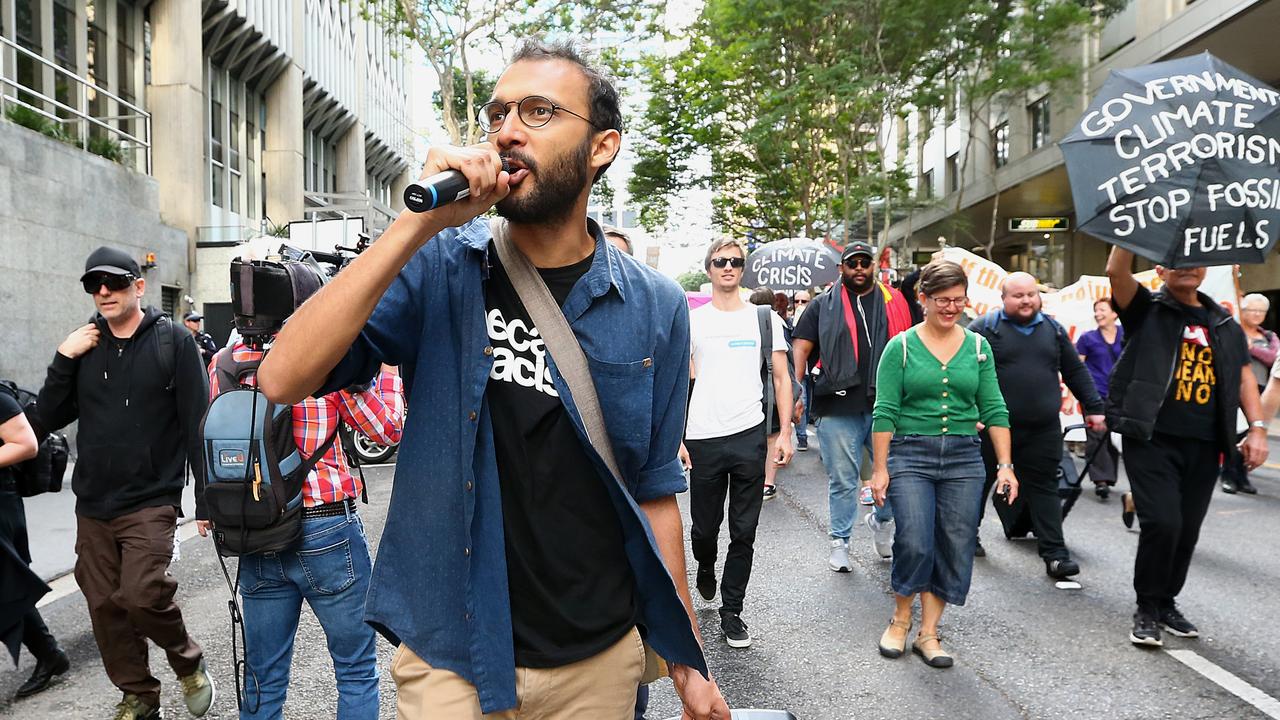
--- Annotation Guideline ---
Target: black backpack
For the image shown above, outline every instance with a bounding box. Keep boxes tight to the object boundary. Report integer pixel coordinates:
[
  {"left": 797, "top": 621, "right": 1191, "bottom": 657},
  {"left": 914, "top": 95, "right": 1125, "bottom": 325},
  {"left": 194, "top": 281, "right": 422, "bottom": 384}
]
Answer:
[
  {"left": 199, "top": 349, "right": 337, "bottom": 556},
  {"left": 0, "top": 381, "right": 70, "bottom": 497}
]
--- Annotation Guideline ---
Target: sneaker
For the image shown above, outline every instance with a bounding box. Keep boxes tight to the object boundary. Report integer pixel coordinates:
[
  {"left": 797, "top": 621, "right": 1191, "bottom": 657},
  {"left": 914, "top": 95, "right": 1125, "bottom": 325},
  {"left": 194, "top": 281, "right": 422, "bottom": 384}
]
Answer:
[
  {"left": 179, "top": 659, "right": 216, "bottom": 717},
  {"left": 1130, "top": 610, "right": 1164, "bottom": 647},
  {"left": 865, "top": 513, "right": 893, "bottom": 560},
  {"left": 696, "top": 564, "right": 717, "bottom": 601},
  {"left": 721, "top": 612, "right": 752, "bottom": 648},
  {"left": 974, "top": 536, "right": 986, "bottom": 558},
  {"left": 113, "top": 694, "right": 161, "bottom": 720},
  {"left": 859, "top": 486, "right": 874, "bottom": 506},
  {"left": 796, "top": 436, "right": 809, "bottom": 452},
  {"left": 828, "top": 538, "right": 852, "bottom": 572},
  {"left": 1222, "top": 478, "right": 1238, "bottom": 494},
  {"left": 762, "top": 484, "right": 777, "bottom": 501},
  {"left": 1159, "top": 605, "right": 1200, "bottom": 638},
  {"left": 1237, "top": 478, "right": 1258, "bottom": 495},
  {"left": 1046, "top": 558, "right": 1080, "bottom": 579}
]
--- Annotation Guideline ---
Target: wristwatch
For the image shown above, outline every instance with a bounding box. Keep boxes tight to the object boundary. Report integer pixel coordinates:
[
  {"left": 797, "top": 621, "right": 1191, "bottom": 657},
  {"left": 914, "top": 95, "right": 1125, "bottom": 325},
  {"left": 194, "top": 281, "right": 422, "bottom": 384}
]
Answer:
[
  {"left": 1250, "top": 420, "right": 1267, "bottom": 430},
  {"left": 995, "top": 463, "right": 1015, "bottom": 470}
]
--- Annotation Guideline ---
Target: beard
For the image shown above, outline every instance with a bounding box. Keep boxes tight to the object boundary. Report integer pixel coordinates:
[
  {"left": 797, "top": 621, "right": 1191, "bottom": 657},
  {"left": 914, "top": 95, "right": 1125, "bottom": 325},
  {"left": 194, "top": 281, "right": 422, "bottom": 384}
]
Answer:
[
  {"left": 842, "top": 272, "right": 873, "bottom": 294},
  {"left": 496, "top": 137, "right": 592, "bottom": 225}
]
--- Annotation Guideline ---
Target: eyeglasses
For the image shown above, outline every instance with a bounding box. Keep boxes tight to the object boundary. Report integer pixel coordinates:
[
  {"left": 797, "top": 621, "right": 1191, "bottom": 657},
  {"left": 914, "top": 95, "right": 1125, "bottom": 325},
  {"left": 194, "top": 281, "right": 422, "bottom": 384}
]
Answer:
[
  {"left": 843, "top": 257, "right": 873, "bottom": 269},
  {"left": 929, "top": 296, "right": 968, "bottom": 308},
  {"left": 1243, "top": 308, "right": 1267, "bottom": 314},
  {"left": 477, "top": 95, "right": 604, "bottom": 134},
  {"left": 82, "top": 273, "right": 136, "bottom": 294},
  {"left": 710, "top": 257, "right": 746, "bottom": 269},
  {"left": 795, "top": 299, "right": 809, "bottom": 305}
]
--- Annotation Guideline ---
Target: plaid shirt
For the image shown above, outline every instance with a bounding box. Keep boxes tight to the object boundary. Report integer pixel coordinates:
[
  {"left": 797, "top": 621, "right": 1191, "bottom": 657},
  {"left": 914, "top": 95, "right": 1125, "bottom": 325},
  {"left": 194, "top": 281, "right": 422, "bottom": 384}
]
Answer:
[{"left": 209, "top": 342, "right": 404, "bottom": 507}]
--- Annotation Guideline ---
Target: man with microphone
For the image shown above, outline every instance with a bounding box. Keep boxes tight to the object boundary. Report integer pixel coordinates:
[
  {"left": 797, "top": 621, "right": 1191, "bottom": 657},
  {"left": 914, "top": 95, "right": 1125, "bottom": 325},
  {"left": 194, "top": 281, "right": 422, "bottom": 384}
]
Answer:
[{"left": 258, "top": 39, "right": 728, "bottom": 719}]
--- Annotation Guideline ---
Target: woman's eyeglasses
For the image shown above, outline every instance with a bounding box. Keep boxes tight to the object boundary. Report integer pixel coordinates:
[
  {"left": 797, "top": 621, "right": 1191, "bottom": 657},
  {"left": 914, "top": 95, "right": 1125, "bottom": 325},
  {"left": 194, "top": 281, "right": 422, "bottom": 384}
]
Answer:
[
  {"left": 82, "top": 273, "right": 136, "bottom": 294},
  {"left": 710, "top": 257, "right": 745, "bottom": 269},
  {"left": 929, "top": 296, "right": 968, "bottom": 309}
]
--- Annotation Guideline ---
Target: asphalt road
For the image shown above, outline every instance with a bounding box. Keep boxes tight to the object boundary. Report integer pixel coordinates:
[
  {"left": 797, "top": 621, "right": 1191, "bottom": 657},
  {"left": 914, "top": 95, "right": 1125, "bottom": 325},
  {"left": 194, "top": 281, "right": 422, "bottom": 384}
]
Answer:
[{"left": 3, "top": 439, "right": 1279, "bottom": 719}]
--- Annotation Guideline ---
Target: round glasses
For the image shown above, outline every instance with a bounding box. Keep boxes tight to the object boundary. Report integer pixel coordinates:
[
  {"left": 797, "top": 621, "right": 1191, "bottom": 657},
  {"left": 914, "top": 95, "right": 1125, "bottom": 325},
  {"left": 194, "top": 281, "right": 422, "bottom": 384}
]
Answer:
[
  {"left": 476, "top": 95, "right": 603, "bottom": 134},
  {"left": 929, "top": 296, "right": 968, "bottom": 308}
]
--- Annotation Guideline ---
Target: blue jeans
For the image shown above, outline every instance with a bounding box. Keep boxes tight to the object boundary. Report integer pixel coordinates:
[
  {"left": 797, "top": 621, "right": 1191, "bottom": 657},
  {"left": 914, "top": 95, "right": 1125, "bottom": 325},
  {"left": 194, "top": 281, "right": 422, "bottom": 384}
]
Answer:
[
  {"left": 796, "top": 376, "right": 815, "bottom": 441},
  {"left": 815, "top": 412, "right": 891, "bottom": 538},
  {"left": 886, "top": 434, "right": 986, "bottom": 606},
  {"left": 238, "top": 511, "right": 378, "bottom": 720}
]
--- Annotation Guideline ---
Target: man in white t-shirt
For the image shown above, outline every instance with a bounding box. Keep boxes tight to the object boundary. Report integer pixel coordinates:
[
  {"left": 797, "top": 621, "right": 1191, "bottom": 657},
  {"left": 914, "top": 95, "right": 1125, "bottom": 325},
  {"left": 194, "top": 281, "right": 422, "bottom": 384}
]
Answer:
[{"left": 684, "top": 238, "right": 793, "bottom": 650}]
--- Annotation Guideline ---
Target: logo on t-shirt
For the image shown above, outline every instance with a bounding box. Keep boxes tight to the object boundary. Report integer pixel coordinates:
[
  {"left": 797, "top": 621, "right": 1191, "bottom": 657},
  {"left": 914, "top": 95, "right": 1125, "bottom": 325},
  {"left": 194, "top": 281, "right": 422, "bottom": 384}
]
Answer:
[
  {"left": 1174, "top": 325, "right": 1214, "bottom": 405},
  {"left": 486, "top": 308, "right": 559, "bottom": 398}
]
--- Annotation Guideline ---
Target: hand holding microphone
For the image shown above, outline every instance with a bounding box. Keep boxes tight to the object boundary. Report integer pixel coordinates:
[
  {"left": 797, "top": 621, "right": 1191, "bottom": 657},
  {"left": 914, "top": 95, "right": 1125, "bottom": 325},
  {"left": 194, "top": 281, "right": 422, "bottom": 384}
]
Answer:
[{"left": 403, "top": 143, "right": 511, "bottom": 229}]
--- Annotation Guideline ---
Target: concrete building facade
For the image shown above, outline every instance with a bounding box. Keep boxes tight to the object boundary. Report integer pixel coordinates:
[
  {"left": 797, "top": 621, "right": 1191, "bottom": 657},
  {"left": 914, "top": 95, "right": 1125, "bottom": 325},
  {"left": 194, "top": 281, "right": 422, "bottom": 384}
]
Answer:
[
  {"left": 1, "top": 0, "right": 415, "bottom": 381},
  {"left": 882, "top": 0, "right": 1280, "bottom": 294}
]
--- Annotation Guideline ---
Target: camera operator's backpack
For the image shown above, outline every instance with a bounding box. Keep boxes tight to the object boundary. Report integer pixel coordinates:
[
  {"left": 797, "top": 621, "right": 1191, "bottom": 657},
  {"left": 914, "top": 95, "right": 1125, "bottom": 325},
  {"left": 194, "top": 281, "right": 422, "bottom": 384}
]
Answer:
[
  {"left": 0, "top": 381, "right": 70, "bottom": 497},
  {"left": 199, "top": 350, "right": 336, "bottom": 556}
]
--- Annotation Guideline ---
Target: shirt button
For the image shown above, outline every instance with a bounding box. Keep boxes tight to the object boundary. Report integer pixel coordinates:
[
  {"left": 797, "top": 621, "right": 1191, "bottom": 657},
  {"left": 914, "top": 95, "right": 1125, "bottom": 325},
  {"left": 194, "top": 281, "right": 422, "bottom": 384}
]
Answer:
[
  {"left": 940, "top": 364, "right": 947, "bottom": 370},
  {"left": 483, "top": 346, "right": 494, "bottom": 356},
  {"left": 942, "top": 416, "right": 948, "bottom": 422},
  {"left": 464, "top": 612, "right": 472, "bottom": 621},
  {"left": 942, "top": 391, "right": 949, "bottom": 398},
  {"left": 465, "top": 480, "right": 474, "bottom": 491},
  {"left": 942, "top": 426, "right": 948, "bottom": 433},
  {"left": 942, "top": 378, "right": 949, "bottom": 384},
  {"left": 468, "top": 411, "right": 477, "bottom": 421},
  {"left": 942, "top": 404, "right": 948, "bottom": 409},
  {"left": 463, "top": 547, "right": 471, "bottom": 557}
]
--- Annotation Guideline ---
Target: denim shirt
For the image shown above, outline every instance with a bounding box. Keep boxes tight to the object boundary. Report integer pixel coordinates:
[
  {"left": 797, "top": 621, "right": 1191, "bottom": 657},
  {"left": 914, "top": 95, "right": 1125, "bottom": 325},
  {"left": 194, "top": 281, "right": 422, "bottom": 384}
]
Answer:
[{"left": 320, "top": 217, "right": 706, "bottom": 712}]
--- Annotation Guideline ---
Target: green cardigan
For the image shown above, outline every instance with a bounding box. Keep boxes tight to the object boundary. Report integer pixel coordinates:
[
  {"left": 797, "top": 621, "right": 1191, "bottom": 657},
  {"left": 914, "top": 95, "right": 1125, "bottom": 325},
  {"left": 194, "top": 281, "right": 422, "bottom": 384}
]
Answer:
[{"left": 872, "top": 327, "right": 1010, "bottom": 435}]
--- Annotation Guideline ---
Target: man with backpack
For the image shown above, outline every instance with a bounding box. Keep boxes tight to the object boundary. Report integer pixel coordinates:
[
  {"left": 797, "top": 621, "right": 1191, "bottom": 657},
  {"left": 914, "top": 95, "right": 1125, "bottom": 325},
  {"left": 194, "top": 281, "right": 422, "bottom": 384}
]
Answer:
[
  {"left": 790, "top": 241, "right": 913, "bottom": 571},
  {"left": 198, "top": 259, "right": 404, "bottom": 719},
  {"left": 683, "top": 238, "right": 793, "bottom": 650},
  {"left": 969, "top": 272, "right": 1105, "bottom": 578},
  {"left": 37, "top": 246, "right": 214, "bottom": 720},
  {"left": 0, "top": 385, "right": 69, "bottom": 699}
]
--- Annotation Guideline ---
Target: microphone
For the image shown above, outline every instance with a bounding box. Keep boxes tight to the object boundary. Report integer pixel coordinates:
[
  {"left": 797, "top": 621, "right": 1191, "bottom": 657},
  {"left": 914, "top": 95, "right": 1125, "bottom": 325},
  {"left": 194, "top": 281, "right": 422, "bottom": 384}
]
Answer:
[{"left": 403, "top": 158, "right": 512, "bottom": 213}]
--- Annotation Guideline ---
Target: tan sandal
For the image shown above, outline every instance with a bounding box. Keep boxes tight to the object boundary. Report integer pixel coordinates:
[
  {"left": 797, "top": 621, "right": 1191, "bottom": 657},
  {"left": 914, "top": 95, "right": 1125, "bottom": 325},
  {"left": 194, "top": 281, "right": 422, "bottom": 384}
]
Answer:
[
  {"left": 878, "top": 618, "right": 912, "bottom": 658},
  {"left": 912, "top": 633, "right": 954, "bottom": 668}
]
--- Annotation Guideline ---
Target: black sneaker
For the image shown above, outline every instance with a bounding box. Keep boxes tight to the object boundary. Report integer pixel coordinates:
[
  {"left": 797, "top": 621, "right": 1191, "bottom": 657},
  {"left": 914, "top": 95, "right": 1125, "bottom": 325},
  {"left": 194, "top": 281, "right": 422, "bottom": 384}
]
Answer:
[
  {"left": 974, "top": 537, "right": 986, "bottom": 558},
  {"left": 696, "top": 565, "right": 717, "bottom": 601},
  {"left": 1130, "top": 610, "right": 1164, "bottom": 647},
  {"left": 721, "top": 612, "right": 752, "bottom": 648},
  {"left": 1095, "top": 484, "right": 1111, "bottom": 500},
  {"left": 1222, "top": 479, "right": 1238, "bottom": 494},
  {"left": 1237, "top": 478, "right": 1258, "bottom": 495},
  {"left": 762, "top": 484, "right": 778, "bottom": 501},
  {"left": 1046, "top": 558, "right": 1080, "bottom": 579},
  {"left": 1160, "top": 605, "right": 1200, "bottom": 638},
  {"left": 796, "top": 436, "right": 809, "bottom": 452}
]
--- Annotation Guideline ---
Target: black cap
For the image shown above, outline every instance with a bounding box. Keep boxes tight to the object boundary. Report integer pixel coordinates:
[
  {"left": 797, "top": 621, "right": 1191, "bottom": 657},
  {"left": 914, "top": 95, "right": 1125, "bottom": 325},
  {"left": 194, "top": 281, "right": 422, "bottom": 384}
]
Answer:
[
  {"left": 841, "top": 241, "right": 875, "bottom": 262},
  {"left": 184, "top": 312, "right": 203, "bottom": 322},
  {"left": 81, "top": 246, "right": 141, "bottom": 281}
]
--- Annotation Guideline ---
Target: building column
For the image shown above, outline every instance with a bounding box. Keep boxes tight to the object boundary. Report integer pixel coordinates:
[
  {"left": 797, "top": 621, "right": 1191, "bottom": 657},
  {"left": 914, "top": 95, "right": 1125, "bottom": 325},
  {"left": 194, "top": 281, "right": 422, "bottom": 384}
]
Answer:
[
  {"left": 335, "top": 120, "right": 366, "bottom": 194},
  {"left": 147, "top": 0, "right": 205, "bottom": 268},
  {"left": 390, "top": 167, "right": 415, "bottom": 212},
  {"left": 1135, "top": 0, "right": 1182, "bottom": 40},
  {"left": 263, "top": 63, "right": 305, "bottom": 225}
]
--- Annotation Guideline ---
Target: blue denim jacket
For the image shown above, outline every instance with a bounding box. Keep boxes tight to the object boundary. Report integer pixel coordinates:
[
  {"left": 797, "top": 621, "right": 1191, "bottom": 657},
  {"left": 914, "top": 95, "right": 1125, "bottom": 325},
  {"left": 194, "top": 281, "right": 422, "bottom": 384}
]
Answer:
[{"left": 320, "top": 217, "right": 706, "bottom": 712}]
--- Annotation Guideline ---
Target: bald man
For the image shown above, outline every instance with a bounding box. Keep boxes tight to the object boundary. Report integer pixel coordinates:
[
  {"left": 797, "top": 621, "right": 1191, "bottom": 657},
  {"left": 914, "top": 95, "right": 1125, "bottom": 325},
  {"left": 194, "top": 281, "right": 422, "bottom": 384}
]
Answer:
[{"left": 969, "top": 273, "right": 1105, "bottom": 578}]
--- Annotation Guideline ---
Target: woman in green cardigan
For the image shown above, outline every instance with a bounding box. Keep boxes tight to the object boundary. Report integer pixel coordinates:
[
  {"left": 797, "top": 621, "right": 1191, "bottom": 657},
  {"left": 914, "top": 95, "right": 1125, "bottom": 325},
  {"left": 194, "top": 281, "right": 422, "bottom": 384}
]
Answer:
[{"left": 869, "top": 260, "right": 1019, "bottom": 668}]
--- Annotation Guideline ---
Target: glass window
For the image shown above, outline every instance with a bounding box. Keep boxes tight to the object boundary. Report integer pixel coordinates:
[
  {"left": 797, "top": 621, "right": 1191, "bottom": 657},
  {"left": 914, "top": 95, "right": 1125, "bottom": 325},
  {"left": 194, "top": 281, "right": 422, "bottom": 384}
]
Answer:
[
  {"left": 992, "top": 122, "right": 1010, "bottom": 168},
  {"left": 945, "top": 155, "right": 959, "bottom": 194},
  {"left": 1029, "top": 96, "right": 1051, "bottom": 150},
  {"left": 87, "top": 3, "right": 109, "bottom": 137},
  {"left": 920, "top": 169, "right": 934, "bottom": 199}
]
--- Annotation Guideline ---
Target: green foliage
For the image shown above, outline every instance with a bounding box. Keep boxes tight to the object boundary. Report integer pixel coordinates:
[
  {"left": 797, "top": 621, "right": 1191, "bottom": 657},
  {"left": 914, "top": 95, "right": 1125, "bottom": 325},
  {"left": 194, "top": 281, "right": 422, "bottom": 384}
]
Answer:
[
  {"left": 87, "top": 135, "right": 125, "bottom": 163},
  {"left": 676, "top": 270, "right": 710, "bottom": 291},
  {"left": 433, "top": 67, "right": 496, "bottom": 144},
  {"left": 4, "top": 104, "right": 54, "bottom": 134}
]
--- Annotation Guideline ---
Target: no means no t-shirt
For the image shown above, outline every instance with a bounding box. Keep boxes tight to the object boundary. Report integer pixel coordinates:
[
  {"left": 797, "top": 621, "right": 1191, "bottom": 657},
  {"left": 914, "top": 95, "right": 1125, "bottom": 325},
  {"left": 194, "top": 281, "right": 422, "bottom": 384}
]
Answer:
[{"left": 687, "top": 303, "right": 786, "bottom": 440}]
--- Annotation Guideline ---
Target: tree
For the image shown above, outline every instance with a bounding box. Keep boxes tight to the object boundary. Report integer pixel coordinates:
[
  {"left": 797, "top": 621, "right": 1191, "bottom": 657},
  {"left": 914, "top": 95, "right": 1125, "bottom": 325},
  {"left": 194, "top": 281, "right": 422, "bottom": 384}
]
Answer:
[
  {"left": 433, "top": 67, "right": 496, "bottom": 143},
  {"left": 676, "top": 270, "right": 710, "bottom": 291}
]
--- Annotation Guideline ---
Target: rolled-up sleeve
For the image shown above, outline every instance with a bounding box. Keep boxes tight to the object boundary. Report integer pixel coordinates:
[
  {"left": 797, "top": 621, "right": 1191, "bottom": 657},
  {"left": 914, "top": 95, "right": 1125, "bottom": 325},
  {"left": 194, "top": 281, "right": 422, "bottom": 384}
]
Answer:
[{"left": 633, "top": 284, "right": 691, "bottom": 504}]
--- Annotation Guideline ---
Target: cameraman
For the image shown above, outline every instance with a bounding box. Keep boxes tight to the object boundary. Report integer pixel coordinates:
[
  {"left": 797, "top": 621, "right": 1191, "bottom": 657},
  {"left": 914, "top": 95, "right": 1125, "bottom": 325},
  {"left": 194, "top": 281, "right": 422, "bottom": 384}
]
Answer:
[
  {"left": 0, "top": 391, "right": 69, "bottom": 699},
  {"left": 197, "top": 253, "right": 404, "bottom": 720}
]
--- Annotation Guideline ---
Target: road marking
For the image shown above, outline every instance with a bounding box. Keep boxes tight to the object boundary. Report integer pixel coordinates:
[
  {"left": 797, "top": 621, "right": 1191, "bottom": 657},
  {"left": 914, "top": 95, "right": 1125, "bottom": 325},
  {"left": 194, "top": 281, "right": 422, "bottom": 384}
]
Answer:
[
  {"left": 1165, "top": 649, "right": 1280, "bottom": 719},
  {"left": 1263, "top": 462, "right": 1280, "bottom": 470},
  {"left": 37, "top": 521, "right": 203, "bottom": 609}
]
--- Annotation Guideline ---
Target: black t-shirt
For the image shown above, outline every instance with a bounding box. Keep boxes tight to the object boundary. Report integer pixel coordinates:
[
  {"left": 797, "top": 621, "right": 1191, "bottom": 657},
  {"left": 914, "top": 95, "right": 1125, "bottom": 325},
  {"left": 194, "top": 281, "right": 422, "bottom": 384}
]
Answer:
[
  {"left": 0, "top": 391, "right": 23, "bottom": 485},
  {"left": 1153, "top": 303, "right": 1219, "bottom": 441},
  {"left": 484, "top": 251, "right": 637, "bottom": 668},
  {"left": 792, "top": 286, "right": 873, "bottom": 416}
]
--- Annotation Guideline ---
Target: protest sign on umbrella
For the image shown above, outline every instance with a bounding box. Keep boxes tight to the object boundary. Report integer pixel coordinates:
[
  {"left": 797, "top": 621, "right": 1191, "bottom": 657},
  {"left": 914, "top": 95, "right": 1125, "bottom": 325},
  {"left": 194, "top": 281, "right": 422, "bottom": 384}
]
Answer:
[
  {"left": 742, "top": 239, "right": 841, "bottom": 292},
  {"left": 1060, "top": 52, "right": 1280, "bottom": 268}
]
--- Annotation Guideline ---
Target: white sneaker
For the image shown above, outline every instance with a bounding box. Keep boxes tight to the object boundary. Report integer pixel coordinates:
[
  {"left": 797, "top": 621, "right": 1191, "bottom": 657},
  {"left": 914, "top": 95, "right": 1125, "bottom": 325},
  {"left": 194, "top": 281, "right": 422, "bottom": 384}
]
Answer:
[
  {"left": 828, "top": 538, "right": 851, "bottom": 572},
  {"left": 865, "top": 513, "right": 893, "bottom": 560}
]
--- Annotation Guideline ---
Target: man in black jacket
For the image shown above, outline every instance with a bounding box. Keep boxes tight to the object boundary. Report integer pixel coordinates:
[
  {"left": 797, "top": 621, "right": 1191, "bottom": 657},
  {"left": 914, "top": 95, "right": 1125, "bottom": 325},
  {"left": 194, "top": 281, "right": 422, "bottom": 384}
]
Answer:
[
  {"left": 971, "top": 272, "right": 1105, "bottom": 578},
  {"left": 1107, "top": 247, "right": 1268, "bottom": 648},
  {"left": 38, "top": 247, "right": 215, "bottom": 720}
]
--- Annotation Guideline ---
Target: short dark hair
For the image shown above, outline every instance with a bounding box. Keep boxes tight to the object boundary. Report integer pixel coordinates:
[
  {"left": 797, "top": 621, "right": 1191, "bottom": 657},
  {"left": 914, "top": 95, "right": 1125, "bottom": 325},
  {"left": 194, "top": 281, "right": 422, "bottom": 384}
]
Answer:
[
  {"left": 603, "top": 225, "right": 632, "bottom": 255},
  {"left": 510, "top": 39, "right": 622, "bottom": 183},
  {"left": 918, "top": 260, "right": 968, "bottom": 297},
  {"left": 748, "top": 287, "right": 774, "bottom": 306}
]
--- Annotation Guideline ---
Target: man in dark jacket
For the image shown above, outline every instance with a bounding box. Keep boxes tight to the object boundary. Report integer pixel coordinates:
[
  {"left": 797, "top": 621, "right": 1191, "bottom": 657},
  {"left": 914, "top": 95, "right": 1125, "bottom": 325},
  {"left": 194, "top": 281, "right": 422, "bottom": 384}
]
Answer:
[
  {"left": 971, "top": 272, "right": 1105, "bottom": 578},
  {"left": 182, "top": 312, "right": 218, "bottom": 369},
  {"left": 38, "top": 247, "right": 215, "bottom": 720},
  {"left": 1106, "top": 247, "right": 1268, "bottom": 648}
]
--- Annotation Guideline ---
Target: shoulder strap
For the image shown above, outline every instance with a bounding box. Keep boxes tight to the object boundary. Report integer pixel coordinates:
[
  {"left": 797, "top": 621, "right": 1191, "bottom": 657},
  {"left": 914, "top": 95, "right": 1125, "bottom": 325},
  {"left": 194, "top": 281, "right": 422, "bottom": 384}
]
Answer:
[
  {"left": 213, "top": 348, "right": 261, "bottom": 395},
  {"left": 757, "top": 305, "right": 775, "bottom": 437},
  {"left": 489, "top": 217, "right": 625, "bottom": 484},
  {"left": 154, "top": 316, "right": 180, "bottom": 392}
]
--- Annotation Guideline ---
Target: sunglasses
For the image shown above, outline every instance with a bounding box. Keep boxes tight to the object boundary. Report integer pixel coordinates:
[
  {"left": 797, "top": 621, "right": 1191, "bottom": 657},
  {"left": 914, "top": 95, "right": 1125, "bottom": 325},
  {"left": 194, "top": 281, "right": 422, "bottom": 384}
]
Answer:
[
  {"left": 710, "top": 257, "right": 746, "bottom": 269},
  {"left": 82, "top": 273, "right": 136, "bottom": 294},
  {"left": 795, "top": 299, "right": 809, "bottom": 305},
  {"left": 843, "top": 256, "right": 873, "bottom": 269}
]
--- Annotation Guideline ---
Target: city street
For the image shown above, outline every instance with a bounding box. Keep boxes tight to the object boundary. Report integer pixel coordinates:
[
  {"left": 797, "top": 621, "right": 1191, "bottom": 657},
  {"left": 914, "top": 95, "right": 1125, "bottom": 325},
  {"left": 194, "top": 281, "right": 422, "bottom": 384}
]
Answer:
[{"left": 3, "top": 439, "right": 1279, "bottom": 719}]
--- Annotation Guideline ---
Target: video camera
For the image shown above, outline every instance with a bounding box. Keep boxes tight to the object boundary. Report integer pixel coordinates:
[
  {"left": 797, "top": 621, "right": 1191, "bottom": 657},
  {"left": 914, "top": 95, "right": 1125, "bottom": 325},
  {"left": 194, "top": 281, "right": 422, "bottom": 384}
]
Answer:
[{"left": 230, "top": 236, "right": 370, "bottom": 339}]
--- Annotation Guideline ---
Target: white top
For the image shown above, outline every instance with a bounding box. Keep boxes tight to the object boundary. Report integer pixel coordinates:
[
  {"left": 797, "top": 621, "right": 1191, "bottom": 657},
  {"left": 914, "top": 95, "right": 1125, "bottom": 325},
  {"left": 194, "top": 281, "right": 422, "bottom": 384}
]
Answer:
[{"left": 687, "top": 303, "right": 787, "bottom": 440}]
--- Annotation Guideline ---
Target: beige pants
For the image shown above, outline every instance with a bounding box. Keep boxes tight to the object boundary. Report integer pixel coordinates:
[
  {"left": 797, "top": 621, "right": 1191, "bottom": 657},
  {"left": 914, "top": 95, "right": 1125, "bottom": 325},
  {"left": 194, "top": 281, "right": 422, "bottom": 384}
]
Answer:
[{"left": 392, "top": 626, "right": 647, "bottom": 719}]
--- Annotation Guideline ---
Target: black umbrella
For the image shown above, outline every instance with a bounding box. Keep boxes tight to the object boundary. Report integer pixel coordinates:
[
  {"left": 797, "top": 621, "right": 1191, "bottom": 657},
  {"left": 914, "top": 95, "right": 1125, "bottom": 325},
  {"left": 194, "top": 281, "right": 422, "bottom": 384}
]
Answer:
[
  {"left": 743, "top": 239, "right": 842, "bottom": 292},
  {"left": 1060, "top": 52, "right": 1280, "bottom": 268}
]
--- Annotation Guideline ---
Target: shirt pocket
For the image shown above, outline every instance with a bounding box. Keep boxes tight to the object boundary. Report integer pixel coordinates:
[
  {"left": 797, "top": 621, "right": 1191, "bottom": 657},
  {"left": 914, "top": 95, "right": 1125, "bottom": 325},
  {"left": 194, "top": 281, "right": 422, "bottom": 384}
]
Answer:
[{"left": 585, "top": 355, "right": 655, "bottom": 444}]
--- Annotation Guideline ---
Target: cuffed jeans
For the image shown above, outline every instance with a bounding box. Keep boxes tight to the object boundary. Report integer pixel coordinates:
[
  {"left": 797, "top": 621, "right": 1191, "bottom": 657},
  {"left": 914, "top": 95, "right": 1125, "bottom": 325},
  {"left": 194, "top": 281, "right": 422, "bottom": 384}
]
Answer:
[
  {"left": 238, "top": 510, "right": 378, "bottom": 720},
  {"left": 886, "top": 434, "right": 985, "bottom": 606},
  {"left": 688, "top": 423, "right": 766, "bottom": 616},
  {"left": 815, "top": 412, "right": 891, "bottom": 538}
]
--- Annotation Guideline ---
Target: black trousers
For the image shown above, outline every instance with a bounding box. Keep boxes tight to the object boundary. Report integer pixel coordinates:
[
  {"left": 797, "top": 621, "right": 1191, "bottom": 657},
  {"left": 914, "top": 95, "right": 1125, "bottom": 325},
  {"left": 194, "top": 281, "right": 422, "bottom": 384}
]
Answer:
[
  {"left": 1122, "top": 432, "right": 1220, "bottom": 613},
  {"left": 981, "top": 425, "right": 1069, "bottom": 561},
  {"left": 687, "top": 423, "right": 766, "bottom": 616},
  {"left": 0, "top": 489, "right": 60, "bottom": 662}
]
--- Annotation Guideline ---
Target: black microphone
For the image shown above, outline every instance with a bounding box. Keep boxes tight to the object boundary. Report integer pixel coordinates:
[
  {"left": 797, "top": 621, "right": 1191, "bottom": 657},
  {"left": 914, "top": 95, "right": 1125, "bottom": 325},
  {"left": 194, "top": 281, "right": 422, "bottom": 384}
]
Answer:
[{"left": 403, "top": 158, "right": 512, "bottom": 213}]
